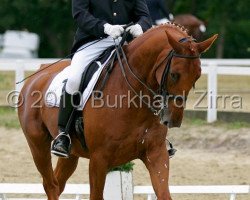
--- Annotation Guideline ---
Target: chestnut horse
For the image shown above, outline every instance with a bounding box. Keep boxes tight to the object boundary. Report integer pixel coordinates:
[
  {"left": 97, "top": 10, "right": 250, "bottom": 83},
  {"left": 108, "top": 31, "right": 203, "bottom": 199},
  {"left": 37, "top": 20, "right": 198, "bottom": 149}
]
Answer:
[
  {"left": 18, "top": 24, "right": 217, "bottom": 200},
  {"left": 173, "top": 14, "right": 207, "bottom": 41}
]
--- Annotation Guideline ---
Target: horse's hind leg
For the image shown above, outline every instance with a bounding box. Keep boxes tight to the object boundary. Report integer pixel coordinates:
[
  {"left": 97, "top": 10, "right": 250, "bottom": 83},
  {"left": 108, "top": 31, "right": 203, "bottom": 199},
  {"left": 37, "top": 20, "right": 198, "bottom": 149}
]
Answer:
[
  {"left": 24, "top": 124, "right": 59, "bottom": 200},
  {"left": 54, "top": 155, "right": 79, "bottom": 194}
]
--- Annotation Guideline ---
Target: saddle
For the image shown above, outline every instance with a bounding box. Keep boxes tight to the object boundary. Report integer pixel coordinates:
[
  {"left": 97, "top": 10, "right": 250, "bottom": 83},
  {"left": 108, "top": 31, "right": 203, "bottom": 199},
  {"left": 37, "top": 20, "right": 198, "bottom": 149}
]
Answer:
[{"left": 68, "top": 45, "right": 117, "bottom": 149}]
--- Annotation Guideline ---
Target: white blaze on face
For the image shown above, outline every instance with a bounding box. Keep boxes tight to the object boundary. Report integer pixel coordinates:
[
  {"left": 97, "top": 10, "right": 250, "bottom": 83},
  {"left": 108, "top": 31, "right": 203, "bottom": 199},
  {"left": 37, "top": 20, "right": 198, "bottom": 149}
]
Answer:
[{"left": 199, "top": 24, "right": 206, "bottom": 32}]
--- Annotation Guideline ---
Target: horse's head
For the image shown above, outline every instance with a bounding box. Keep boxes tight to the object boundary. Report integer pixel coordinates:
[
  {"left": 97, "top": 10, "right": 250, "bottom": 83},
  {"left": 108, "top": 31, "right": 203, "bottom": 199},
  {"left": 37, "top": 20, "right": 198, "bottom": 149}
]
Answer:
[
  {"left": 125, "top": 24, "right": 217, "bottom": 128},
  {"left": 154, "top": 27, "right": 217, "bottom": 128}
]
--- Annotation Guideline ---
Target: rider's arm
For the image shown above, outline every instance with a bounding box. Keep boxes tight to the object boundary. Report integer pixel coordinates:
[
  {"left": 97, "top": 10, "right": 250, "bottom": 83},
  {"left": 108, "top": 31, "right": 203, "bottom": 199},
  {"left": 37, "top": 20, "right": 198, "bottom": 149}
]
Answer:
[
  {"left": 72, "top": 0, "right": 107, "bottom": 38},
  {"left": 133, "top": 0, "right": 152, "bottom": 32}
]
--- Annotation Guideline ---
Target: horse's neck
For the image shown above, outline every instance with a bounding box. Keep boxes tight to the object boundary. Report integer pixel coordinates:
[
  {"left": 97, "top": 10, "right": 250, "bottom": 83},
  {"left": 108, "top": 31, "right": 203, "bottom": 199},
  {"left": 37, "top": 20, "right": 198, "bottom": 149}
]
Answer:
[{"left": 126, "top": 33, "right": 168, "bottom": 88}]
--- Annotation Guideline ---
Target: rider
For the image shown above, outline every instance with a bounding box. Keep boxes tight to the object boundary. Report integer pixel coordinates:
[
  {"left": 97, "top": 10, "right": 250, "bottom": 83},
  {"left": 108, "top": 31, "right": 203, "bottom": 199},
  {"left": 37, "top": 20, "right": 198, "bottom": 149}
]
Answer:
[
  {"left": 146, "top": 0, "right": 173, "bottom": 25},
  {"left": 51, "top": 0, "right": 152, "bottom": 158}
]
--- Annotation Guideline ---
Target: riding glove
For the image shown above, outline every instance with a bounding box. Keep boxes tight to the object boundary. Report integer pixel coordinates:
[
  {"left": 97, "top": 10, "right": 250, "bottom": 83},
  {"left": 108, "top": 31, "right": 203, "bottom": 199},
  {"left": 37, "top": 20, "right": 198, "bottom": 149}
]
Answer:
[
  {"left": 155, "top": 18, "right": 170, "bottom": 25},
  {"left": 169, "top": 13, "right": 174, "bottom": 21},
  {"left": 104, "top": 23, "right": 124, "bottom": 39},
  {"left": 126, "top": 24, "right": 143, "bottom": 38}
]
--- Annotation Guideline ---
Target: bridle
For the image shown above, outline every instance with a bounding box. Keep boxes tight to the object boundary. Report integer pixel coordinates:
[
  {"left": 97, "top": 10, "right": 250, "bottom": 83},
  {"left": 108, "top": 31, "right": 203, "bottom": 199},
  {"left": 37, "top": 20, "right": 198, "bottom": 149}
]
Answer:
[{"left": 114, "top": 36, "right": 200, "bottom": 122}]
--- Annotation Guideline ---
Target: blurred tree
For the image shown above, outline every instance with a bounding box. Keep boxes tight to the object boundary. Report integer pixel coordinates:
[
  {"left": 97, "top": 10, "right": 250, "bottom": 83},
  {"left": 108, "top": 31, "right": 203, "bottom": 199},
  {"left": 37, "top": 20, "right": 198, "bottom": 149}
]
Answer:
[
  {"left": 0, "top": 0, "right": 75, "bottom": 57},
  {"left": 171, "top": 0, "right": 250, "bottom": 58},
  {"left": 0, "top": 0, "right": 249, "bottom": 58}
]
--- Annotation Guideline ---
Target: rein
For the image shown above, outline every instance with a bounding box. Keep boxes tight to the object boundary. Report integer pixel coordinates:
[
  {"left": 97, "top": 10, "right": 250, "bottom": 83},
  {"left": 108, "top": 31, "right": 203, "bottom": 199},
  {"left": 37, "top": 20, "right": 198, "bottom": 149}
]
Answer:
[
  {"left": 114, "top": 40, "right": 159, "bottom": 114},
  {"left": 114, "top": 36, "right": 200, "bottom": 117}
]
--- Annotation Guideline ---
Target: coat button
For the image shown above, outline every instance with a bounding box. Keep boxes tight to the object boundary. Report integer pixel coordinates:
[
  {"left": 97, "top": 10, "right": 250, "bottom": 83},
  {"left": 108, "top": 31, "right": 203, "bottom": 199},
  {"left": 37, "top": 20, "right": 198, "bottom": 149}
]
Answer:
[{"left": 113, "top": 12, "right": 117, "bottom": 17}]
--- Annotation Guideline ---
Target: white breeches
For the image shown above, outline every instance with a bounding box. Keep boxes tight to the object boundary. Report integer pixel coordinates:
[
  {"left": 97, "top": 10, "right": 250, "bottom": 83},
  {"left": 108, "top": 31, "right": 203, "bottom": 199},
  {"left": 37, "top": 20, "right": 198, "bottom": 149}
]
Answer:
[{"left": 66, "top": 36, "right": 120, "bottom": 94}]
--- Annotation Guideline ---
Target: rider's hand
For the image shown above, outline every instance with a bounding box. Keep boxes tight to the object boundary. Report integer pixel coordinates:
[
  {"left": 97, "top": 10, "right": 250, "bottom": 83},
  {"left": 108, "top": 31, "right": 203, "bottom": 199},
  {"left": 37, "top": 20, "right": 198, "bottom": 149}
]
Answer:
[
  {"left": 104, "top": 23, "right": 124, "bottom": 39},
  {"left": 126, "top": 24, "right": 143, "bottom": 38}
]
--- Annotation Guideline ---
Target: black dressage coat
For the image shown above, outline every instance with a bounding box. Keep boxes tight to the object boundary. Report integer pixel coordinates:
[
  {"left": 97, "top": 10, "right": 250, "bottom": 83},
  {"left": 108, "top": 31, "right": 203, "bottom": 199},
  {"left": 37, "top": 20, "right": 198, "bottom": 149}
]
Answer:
[
  {"left": 146, "top": 0, "right": 170, "bottom": 23},
  {"left": 71, "top": 0, "right": 152, "bottom": 53}
]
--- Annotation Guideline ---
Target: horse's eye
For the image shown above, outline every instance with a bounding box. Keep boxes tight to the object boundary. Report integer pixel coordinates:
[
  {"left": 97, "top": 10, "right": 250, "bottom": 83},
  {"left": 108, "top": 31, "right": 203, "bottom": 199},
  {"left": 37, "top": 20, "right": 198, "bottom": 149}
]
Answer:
[{"left": 170, "top": 73, "right": 180, "bottom": 82}]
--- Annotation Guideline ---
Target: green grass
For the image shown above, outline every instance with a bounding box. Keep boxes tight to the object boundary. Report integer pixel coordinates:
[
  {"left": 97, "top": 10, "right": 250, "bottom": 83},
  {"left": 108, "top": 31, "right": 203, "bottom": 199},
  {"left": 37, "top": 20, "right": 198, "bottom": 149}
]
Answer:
[
  {"left": 1, "top": 72, "right": 250, "bottom": 129},
  {"left": 0, "top": 72, "right": 15, "bottom": 91},
  {"left": 188, "top": 118, "right": 207, "bottom": 126},
  {"left": 109, "top": 162, "right": 135, "bottom": 172},
  {"left": 0, "top": 71, "right": 34, "bottom": 105},
  {"left": 224, "top": 121, "right": 250, "bottom": 129},
  {"left": 0, "top": 106, "right": 249, "bottom": 131},
  {"left": 183, "top": 117, "right": 250, "bottom": 129},
  {"left": 0, "top": 107, "right": 20, "bottom": 129}
]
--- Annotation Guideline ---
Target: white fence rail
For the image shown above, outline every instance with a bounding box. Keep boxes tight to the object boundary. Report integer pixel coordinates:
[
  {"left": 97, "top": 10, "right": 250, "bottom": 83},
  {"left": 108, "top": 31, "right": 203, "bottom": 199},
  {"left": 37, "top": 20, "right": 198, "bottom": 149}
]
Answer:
[
  {"left": 201, "top": 59, "right": 250, "bottom": 122},
  {"left": 0, "top": 58, "right": 250, "bottom": 122},
  {"left": 0, "top": 183, "right": 88, "bottom": 200},
  {"left": 0, "top": 184, "right": 249, "bottom": 200},
  {"left": 134, "top": 185, "right": 250, "bottom": 200}
]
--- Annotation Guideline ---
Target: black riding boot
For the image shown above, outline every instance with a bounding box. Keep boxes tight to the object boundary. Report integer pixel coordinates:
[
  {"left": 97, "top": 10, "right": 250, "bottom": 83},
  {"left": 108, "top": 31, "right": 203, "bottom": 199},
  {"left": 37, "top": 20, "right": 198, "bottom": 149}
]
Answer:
[{"left": 51, "top": 89, "right": 75, "bottom": 158}]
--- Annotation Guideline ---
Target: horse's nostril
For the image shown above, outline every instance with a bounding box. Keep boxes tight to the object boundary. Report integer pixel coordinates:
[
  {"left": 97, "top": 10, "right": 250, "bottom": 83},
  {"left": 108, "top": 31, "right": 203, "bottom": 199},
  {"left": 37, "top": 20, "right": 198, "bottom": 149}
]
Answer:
[{"left": 163, "top": 121, "right": 169, "bottom": 126}]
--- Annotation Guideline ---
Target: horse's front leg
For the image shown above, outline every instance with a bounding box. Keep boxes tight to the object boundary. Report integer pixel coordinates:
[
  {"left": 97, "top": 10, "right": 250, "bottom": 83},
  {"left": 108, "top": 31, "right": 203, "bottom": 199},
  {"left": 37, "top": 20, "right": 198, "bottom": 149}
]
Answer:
[
  {"left": 89, "top": 152, "right": 109, "bottom": 200},
  {"left": 142, "top": 143, "right": 172, "bottom": 200},
  {"left": 54, "top": 155, "right": 79, "bottom": 194}
]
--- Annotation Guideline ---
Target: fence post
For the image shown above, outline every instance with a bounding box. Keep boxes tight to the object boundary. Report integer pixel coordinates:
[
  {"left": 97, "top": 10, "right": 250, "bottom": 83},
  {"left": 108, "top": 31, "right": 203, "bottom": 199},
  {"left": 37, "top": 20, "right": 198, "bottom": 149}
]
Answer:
[
  {"left": 104, "top": 171, "right": 133, "bottom": 200},
  {"left": 229, "top": 193, "right": 236, "bottom": 200},
  {"left": 147, "top": 194, "right": 153, "bottom": 200},
  {"left": 0, "top": 194, "right": 7, "bottom": 200},
  {"left": 15, "top": 60, "right": 25, "bottom": 93},
  {"left": 75, "top": 194, "right": 81, "bottom": 200},
  {"left": 207, "top": 62, "right": 217, "bottom": 123}
]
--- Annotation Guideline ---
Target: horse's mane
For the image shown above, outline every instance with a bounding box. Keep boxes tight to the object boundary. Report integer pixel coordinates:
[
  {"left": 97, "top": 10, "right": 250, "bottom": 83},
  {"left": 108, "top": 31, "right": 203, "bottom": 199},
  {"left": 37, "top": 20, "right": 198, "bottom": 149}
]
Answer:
[
  {"left": 146, "top": 22, "right": 189, "bottom": 36},
  {"left": 129, "top": 22, "right": 190, "bottom": 46}
]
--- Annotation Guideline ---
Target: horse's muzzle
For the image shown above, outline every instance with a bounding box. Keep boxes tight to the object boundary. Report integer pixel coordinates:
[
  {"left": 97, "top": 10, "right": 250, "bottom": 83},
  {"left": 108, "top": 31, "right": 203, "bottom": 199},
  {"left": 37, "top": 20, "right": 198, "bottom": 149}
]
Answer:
[
  {"left": 167, "top": 120, "right": 182, "bottom": 128},
  {"left": 159, "top": 108, "right": 182, "bottom": 128}
]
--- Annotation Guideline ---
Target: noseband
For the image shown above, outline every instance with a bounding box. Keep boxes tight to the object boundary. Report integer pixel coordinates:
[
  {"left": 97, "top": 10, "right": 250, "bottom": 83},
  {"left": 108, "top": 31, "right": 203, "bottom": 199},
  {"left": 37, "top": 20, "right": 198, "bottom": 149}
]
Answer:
[{"left": 114, "top": 37, "right": 200, "bottom": 121}]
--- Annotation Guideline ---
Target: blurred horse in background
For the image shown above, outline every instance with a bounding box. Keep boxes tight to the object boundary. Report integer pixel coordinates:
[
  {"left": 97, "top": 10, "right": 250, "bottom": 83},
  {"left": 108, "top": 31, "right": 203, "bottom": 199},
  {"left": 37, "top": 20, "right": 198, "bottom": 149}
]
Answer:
[{"left": 173, "top": 14, "right": 207, "bottom": 41}]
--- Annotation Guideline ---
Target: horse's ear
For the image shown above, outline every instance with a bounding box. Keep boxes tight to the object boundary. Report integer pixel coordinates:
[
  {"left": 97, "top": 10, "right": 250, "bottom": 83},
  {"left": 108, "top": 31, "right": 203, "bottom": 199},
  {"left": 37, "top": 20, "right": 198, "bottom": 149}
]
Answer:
[
  {"left": 165, "top": 31, "right": 183, "bottom": 53},
  {"left": 197, "top": 34, "right": 218, "bottom": 53}
]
